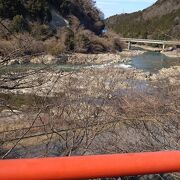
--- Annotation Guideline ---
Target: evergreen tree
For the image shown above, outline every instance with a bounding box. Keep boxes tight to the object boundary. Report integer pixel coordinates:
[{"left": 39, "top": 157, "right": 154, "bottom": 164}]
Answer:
[{"left": 0, "top": 0, "right": 25, "bottom": 19}]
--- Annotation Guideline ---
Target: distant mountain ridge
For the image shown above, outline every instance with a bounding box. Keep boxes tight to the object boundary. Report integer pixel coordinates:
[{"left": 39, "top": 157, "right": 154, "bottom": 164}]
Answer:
[
  {"left": 106, "top": 0, "right": 180, "bottom": 40},
  {"left": 142, "top": 0, "right": 180, "bottom": 20}
]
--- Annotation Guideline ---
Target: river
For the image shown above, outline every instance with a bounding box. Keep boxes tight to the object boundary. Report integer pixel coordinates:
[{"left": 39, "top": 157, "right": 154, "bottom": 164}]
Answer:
[
  {"left": 1, "top": 52, "right": 179, "bottom": 74},
  {"left": 127, "top": 51, "right": 180, "bottom": 72}
]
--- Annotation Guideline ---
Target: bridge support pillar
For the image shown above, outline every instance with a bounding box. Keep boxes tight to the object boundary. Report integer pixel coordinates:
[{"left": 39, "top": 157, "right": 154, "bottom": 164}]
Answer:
[
  {"left": 162, "top": 44, "right": 166, "bottom": 51},
  {"left": 128, "top": 42, "right": 131, "bottom": 50}
]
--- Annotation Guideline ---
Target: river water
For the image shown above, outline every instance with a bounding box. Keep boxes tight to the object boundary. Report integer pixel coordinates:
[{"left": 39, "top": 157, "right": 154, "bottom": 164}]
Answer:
[
  {"left": 86, "top": 51, "right": 180, "bottom": 73},
  {"left": 1, "top": 52, "right": 179, "bottom": 74},
  {"left": 126, "top": 51, "right": 180, "bottom": 72},
  {"left": 83, "top": 51, "right": 180, "bottom": 73}
]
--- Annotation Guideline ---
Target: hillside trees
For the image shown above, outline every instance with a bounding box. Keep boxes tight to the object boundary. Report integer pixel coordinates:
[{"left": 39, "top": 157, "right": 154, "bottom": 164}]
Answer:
[
  {"left": 0, "top": 0, "right": 123, "bottom": 54},
  {"left": 106, "top": 2, "right": 180, "bottom": 40},
  {"left": 0, "top": 0, "right": 105, "bottom": 36},
  {"left": 11, "top": 15, "right": 28, "bottom": 33},
  {"left": 0, "top": 0, "right": 51, "bottom": 22},
  {"left": 0, "top": 0, "right": 25, "bottom": 19},
  {"left": 24, "top": 0, "right": 51, "bottom": 22}
]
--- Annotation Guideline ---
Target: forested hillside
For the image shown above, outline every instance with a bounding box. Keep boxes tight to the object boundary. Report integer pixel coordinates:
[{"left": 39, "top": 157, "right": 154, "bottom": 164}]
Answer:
[
  {"left": 0, "top": 0, "right": 104, "bottom": 34},
  {"left": 106, "top": 0, "right": 180, "bottom": 40},
  {"left": 0, "top": 0, "right": 122, "bottom": 54}
]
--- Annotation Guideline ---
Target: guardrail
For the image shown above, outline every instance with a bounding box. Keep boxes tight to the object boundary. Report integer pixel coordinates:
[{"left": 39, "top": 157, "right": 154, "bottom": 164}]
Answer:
[{"left": 0, "top": 151, "right": 180, "bottom": 179}]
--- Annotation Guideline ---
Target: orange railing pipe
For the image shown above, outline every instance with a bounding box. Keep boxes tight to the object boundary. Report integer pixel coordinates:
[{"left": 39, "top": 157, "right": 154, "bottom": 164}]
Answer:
[{"left": 0, "top": 151, "right": 180, "bottom": 179}]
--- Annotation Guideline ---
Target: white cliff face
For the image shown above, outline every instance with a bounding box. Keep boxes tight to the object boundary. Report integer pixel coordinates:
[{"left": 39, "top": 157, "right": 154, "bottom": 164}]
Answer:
[{"left": 49, "top": 8, "right": 69, "bottom": 29}]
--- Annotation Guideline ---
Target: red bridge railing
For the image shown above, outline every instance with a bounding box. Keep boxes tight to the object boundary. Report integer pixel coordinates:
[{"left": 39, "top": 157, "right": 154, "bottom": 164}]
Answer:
[{"left": 0, "top": 151, "right": 180, "bottom": 179}]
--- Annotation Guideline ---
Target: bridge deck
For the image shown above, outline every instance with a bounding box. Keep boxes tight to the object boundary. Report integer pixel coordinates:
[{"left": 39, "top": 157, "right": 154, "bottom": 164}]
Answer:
[{"left": 121, "top": 38, "right": 180, "bottom": 45}]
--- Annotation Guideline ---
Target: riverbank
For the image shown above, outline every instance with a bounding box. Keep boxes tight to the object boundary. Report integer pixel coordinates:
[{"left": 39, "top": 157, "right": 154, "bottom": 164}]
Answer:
[
  {"left": 67, "top": 50, "right": 145, "bottom": 65},
  {"left": 1, "top": 50, "right": 145, "bottom": 66},
  {"left": 161, "top": 49, "right": 180, "bottom": 58},
  {"left": 150, "top": 66, "right": 180, "bottom": 85},
  {"left": 132, "top": 44, "right": 162, "bottom": 52},
  {"left": 1, "top": 49, "right": 180, "bottom": 97},
  {"left": 131, "top": 44, "right": 180, "bottom": 58},
  {"left": 1, "top": 63, "right": 179, "bottom": 97}
]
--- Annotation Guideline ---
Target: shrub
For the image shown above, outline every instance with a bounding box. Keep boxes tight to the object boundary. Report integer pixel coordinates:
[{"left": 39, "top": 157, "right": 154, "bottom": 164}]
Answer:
[
  {"left": 74, "top": 28, "right": 123, "bottom": 53},
  {"left": 0, "top": 39, "right": 13, "bottom": 55},
  {"left": 14, "top": 33, "right": 45, "bottom": 55},
  {"left": 74, "top": 29, "right": 92, "bottom": 53},
  {"left": 0, "top": 0, "right": 25, "bottom": 19},
  {"left": 0, "top": 33, "right": 45, "bottom": 56},
  {"left": 0, "top": 19, "right": 12, "bottom": 39},
  {"left": 90, "top": 36, "right": 109, "bottom": 53},
  {"left": 64, "top": 29, "right": 75, "bottom": 51},
  {"left": 11, "top": 15, "right": 28, "bottom": 33},
  {"left": 30, "top": 24, "right": 50, "bottom": 40},
  {"left": 46, "top": 39, "right": 65, "bottom": 56},
  {"left": 104, "top": 31, "right": 123, "bottom": 51}
]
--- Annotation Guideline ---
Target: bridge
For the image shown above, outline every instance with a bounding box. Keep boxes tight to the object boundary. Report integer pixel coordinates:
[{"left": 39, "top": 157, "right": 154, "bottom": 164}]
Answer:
[{"left": 121, "top": 38, "right": 180, "bottom": 51}]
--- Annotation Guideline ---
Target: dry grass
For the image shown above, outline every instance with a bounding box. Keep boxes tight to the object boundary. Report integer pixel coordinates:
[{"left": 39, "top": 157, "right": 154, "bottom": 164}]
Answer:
[
  {"left": 74, "top": 28, "right": 123, "bottom": 53},
  {"left": 0, "top": 33, "right": 45, "bottom": 56}
]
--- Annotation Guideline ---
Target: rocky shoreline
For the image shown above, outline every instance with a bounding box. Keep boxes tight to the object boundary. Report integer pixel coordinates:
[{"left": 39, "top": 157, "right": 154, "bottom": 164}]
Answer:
[
  {"left": 1, "top": 64, "right": 179, "bottom": 97},
  {"left": 161, "top": 49, "right": 180, "bottom": 58},
  {"left": 0, "top": 49, "right": 179, "bottom": 97},
  {"left": 1, "top": 50, "right": 145, "bottom": 66},
  {"left": 2, "top": 48, "right": 179, "bottom": 67}
]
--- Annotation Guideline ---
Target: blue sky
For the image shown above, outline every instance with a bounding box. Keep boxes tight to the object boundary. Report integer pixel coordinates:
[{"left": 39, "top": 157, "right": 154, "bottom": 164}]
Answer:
[{"left": 96, "top": 0, "right": 157, "bottom": 18}]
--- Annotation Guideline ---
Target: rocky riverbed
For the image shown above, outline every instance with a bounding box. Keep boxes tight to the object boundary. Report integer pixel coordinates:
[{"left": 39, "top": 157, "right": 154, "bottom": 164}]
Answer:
[
  {"left": 1, "top": 63, "right": 179, "bottom": 97},
  {"left": 0, "top": 50, "right": 180, "bottom": 160},
  {"left": 1, "top": 50, "right": 145, "bottom": 66},
  {"left": 161, "top": 49, "right": 180, "bottom": 58},
  {"left": 131, "top": 44, "right": 180, "bottom": 58},
  {"left": 0, "top": 49, "right": 179, "bottom": 98}
]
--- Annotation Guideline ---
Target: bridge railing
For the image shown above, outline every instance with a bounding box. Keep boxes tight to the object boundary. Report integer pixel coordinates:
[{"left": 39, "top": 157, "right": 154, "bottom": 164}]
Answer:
[
  {"left": 121, "top": 38, "right": 180, "bottom": 45},
  {"left": 0, "top": 151, "right": 180, "bottom": 179}
]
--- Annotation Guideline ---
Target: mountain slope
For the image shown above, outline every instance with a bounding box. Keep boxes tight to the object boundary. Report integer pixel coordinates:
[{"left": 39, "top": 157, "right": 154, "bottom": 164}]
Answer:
[
  {"left": 0, "top": 0, "right": 104, "bottom": 35},
  {"left": 0, "top": 0, "right": 123, "bottom": 54},
  {"left": 106, "top": 0, "right": 180, "bottom": 40}
]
